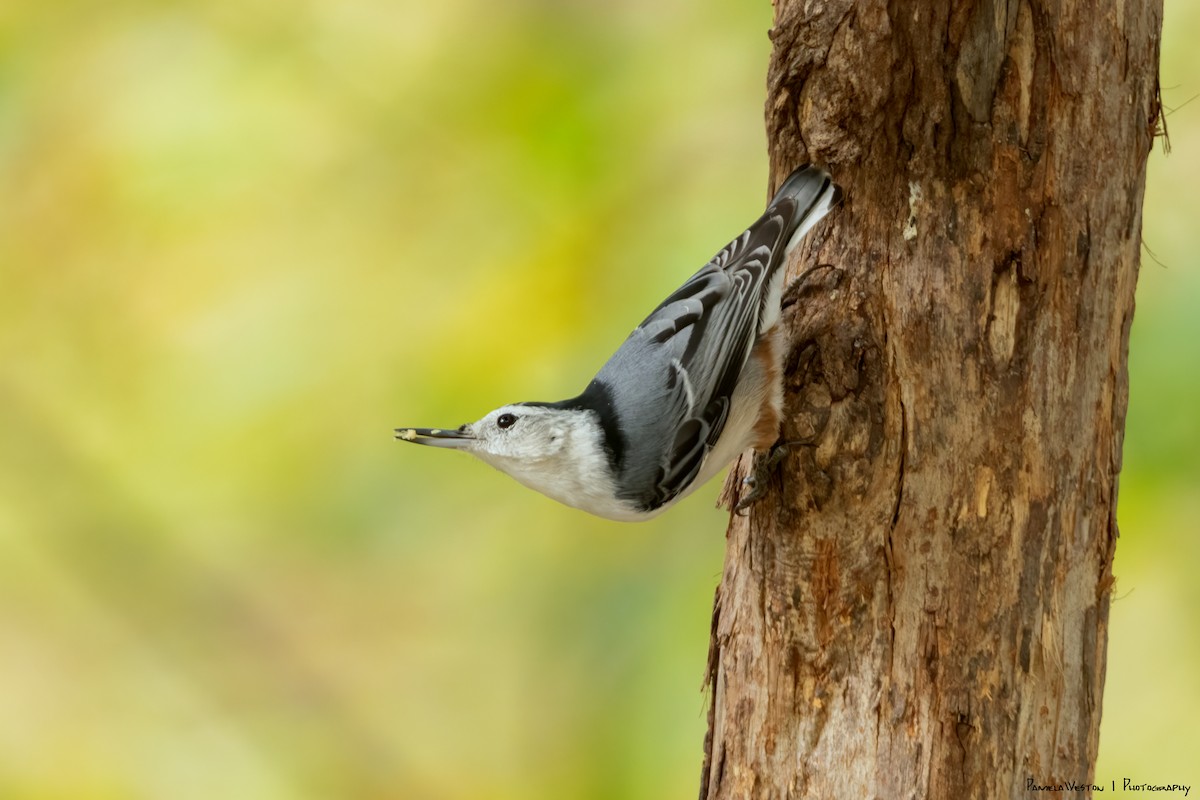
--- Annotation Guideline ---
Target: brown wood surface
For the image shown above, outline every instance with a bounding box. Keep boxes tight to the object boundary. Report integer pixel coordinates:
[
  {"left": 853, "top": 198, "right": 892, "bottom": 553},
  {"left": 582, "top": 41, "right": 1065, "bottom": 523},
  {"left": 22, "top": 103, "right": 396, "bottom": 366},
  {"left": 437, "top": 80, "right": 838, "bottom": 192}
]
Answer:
[{"left": 703, "top": 1, "right": 1163, "bottom": 797}]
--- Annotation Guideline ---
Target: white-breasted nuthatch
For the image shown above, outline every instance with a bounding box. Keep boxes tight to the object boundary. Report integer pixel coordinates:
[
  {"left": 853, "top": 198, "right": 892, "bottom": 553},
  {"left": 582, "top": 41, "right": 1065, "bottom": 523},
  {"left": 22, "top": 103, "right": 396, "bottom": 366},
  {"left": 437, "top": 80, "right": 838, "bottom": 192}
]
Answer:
[{"left": 396, "top": 165, "right": 841, "bottom": 521}]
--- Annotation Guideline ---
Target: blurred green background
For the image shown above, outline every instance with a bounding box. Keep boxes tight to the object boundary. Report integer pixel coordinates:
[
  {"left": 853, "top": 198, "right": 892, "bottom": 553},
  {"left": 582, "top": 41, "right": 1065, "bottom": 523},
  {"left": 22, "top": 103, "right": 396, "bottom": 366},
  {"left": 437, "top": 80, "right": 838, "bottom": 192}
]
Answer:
[{"left": 0, "top": 1, "right": 1195, "bottom": 797}]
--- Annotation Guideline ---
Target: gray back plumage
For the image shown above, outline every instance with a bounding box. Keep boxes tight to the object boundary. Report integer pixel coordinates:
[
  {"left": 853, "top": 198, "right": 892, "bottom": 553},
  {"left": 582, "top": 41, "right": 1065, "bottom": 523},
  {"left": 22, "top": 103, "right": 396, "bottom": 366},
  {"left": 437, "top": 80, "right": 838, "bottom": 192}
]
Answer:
[{"left": 586, "top": 166, "right": 839, "bottom": 513}]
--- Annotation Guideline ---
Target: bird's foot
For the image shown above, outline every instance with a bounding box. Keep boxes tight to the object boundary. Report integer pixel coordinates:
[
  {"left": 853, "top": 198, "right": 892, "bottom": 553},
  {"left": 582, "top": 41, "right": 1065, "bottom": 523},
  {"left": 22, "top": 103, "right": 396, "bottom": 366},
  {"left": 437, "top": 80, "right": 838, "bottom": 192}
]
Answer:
[
  {"left": 735, "top": 442, "right": 789, "bottom": 514},
  {"left": 781, "top": 263, "right": 840, "bottom": 310}
]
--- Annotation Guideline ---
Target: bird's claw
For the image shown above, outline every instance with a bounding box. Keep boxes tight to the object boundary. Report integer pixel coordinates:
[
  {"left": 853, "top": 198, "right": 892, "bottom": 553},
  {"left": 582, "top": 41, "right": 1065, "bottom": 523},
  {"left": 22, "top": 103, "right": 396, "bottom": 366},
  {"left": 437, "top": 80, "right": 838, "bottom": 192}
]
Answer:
[
  {"left": 735, "top": 475, "right": 764, "bottom": 514},
  {"left": 734, "top": 443, "right": 789, "bottom": 514}
]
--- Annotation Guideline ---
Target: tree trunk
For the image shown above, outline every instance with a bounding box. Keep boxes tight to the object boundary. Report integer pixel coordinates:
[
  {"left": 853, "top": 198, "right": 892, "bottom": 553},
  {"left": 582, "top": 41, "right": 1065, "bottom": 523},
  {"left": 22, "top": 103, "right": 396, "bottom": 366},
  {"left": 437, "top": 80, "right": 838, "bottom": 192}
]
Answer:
[{"left": 702, "top": 1, "right": 1162, "bottom": 798}]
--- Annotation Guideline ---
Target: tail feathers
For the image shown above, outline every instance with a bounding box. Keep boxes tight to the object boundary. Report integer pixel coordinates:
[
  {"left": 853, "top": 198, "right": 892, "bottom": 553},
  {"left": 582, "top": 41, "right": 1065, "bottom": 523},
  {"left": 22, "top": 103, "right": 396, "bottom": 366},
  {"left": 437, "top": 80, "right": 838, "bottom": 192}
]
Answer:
[{"left": 769, "top": 165, "right": 842, "bottom": 253}]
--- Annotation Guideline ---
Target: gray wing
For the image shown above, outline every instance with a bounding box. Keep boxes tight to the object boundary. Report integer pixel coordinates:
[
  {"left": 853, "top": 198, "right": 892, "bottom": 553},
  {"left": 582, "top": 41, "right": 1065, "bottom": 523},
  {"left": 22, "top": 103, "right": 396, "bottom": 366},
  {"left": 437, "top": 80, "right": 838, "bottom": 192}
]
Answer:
[
  {"left": 599, "top": 209, "right": 791, "bottom": 512},
  {"left": 597, "top": 165, "right": 839, "bottom": 513}
]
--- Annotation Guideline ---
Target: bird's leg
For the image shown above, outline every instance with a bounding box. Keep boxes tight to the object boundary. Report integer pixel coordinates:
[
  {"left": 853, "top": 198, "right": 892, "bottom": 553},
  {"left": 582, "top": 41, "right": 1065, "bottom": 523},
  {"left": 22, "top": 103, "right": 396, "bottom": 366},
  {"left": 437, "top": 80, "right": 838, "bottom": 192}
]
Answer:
[
  {"left": 780, "top": 263, "right": 839, "bottom": 311},
  {"left": 735, "top": 441, "right": 790, "bottom": 513}
]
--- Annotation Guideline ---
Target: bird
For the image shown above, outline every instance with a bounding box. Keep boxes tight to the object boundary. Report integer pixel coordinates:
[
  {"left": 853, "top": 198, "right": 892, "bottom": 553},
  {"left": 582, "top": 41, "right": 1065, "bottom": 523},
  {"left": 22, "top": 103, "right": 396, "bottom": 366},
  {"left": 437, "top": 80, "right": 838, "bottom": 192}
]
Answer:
[{"left": 395, "top": 165, "right": 842, "bottom": 521}]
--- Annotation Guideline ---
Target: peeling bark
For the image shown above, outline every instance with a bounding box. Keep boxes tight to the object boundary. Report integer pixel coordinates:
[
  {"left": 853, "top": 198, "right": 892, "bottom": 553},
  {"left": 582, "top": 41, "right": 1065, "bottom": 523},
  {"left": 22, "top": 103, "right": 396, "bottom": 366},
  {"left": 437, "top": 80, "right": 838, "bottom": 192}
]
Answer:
[{"left": 702, "top": 1, "right": 1161, "bottom": 798}]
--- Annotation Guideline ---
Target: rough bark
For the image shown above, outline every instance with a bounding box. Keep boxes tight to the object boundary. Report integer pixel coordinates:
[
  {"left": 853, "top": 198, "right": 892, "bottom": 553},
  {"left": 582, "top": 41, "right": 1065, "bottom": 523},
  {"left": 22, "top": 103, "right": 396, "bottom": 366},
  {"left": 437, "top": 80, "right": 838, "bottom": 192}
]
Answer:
[{"left": 702, "top": 1, "right": 1162, "bottom": 798}]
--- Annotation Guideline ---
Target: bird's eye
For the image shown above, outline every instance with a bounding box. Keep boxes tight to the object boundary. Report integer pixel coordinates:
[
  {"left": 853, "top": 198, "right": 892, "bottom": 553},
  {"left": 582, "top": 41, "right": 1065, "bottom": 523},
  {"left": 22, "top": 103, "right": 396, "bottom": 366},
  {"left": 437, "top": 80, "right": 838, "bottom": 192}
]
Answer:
[{"left": 497, "top": 413, "right": 518, "bottom": 429}]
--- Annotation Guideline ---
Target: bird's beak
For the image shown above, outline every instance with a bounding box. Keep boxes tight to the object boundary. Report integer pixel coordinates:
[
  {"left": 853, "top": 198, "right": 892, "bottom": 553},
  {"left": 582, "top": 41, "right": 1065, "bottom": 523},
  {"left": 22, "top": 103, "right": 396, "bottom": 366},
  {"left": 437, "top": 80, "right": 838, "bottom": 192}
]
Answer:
[{"left": 394, "top": 425, "right": 475, "bottom": 449}]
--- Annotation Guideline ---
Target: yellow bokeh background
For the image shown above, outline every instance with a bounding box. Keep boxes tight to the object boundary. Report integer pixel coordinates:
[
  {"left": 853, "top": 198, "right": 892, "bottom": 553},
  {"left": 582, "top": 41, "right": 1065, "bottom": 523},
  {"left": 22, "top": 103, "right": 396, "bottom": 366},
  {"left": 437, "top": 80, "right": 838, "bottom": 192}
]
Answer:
[{"left": 0, "top": 2, "right": 1195, "bottom": 797}]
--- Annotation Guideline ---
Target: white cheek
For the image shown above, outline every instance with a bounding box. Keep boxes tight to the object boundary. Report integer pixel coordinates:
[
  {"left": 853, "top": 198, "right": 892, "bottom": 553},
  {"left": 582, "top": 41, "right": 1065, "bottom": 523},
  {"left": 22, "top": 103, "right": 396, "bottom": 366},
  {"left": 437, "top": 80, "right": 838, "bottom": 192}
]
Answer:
[{"left": 494, "top": 430, "right": 537, "bottom": 459}]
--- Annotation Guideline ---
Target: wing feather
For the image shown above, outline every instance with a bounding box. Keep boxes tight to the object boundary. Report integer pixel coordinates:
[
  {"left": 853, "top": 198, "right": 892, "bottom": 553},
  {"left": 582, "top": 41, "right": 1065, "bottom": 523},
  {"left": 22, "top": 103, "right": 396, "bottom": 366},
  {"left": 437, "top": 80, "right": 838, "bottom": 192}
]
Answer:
[
  {"left": 630, "top": 217, "right": 786, "bottom": 508},
  {"left": 593, "top": 166, "right": 839, "bottom": 513}
]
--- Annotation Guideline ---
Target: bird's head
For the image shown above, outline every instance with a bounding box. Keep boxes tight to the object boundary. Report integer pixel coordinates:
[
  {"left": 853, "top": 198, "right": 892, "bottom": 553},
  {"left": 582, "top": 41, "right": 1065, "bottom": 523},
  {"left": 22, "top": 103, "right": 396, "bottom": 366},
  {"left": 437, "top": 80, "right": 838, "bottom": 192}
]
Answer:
[
  {"left": 395, "top": 404, "right": 588, "bottom": 468},
  {"left": 395, "top": 401, "right": 629, "bottom": 517}
]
